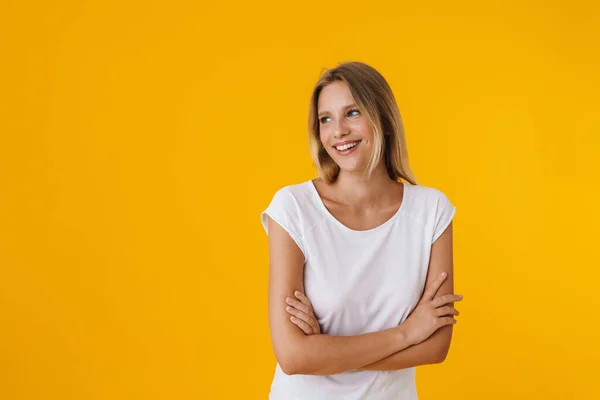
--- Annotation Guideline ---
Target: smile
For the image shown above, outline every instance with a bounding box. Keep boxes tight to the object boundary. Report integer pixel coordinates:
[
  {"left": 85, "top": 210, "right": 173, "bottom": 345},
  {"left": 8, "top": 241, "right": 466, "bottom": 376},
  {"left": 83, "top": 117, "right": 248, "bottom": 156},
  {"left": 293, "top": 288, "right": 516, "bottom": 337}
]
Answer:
[{"left": 333, "top": 140, "right": 361, "bottom": 155}]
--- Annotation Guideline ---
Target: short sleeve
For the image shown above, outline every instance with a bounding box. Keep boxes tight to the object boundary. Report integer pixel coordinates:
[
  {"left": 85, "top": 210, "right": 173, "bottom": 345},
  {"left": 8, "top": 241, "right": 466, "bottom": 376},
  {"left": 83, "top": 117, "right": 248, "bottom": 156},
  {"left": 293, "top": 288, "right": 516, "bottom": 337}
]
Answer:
[
  {"left": 260, "top": 187, "right": 307, "bottom": 262},
  {"left": 432, "top": 190, "right": 457, "bottom": 243}
]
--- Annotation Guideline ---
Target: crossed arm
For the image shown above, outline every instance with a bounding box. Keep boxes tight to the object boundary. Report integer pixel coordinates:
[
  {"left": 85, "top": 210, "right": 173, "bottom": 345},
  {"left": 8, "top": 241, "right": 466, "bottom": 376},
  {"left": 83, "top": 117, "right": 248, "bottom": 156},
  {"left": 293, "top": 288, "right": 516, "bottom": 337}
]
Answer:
[
  {"left": 357, "top": 325, "right": 453, "bottom": 371},
  {"left": 358, "top": 223, "right": 456, "bottom": 371},
  {"left": 267, "top": 216, "right": 458, "bottom": 375}
]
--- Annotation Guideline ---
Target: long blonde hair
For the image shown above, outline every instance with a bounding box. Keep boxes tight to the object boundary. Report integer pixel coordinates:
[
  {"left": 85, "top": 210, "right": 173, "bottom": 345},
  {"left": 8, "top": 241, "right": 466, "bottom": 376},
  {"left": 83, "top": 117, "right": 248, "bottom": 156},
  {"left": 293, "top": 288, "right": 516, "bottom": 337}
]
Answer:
[{"left": 308, "top": 61, "right": 418, "bottom": 185}]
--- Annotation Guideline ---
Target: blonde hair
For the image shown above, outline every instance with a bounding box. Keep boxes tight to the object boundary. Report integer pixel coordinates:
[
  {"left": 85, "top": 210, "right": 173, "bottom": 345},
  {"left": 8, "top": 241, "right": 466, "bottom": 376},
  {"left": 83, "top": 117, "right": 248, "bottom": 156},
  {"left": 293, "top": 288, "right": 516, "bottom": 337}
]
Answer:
[{"left": 308, "top": 61, "right": 418, "bottom": 185}]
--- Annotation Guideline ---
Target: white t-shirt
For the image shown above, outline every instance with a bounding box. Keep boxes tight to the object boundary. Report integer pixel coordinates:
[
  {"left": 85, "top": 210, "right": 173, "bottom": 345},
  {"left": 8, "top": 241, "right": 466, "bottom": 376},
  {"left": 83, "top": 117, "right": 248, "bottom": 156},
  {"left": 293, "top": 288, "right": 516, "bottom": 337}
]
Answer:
[{"left": 260, "top": 179, "right": 456, "bottom": 400}]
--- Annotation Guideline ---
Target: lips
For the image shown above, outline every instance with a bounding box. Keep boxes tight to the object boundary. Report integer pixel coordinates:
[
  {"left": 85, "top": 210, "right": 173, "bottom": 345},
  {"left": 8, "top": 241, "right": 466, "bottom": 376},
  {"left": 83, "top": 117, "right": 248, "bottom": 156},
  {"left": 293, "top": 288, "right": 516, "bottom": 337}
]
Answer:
[
  {"left": 332, "top": 139, "right": 361, "bottom": 147},
  {"left": 333, "top": 140, "right": 361, "bottom": 155}
]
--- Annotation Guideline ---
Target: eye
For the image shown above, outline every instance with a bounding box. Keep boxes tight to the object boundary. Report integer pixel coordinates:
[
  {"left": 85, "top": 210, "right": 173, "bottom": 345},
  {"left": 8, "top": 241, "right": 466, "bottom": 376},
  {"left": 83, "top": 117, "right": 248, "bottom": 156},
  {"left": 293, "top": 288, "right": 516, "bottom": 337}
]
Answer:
[{"left": 319, "top": 109, "right": 360, "bottom": 124}]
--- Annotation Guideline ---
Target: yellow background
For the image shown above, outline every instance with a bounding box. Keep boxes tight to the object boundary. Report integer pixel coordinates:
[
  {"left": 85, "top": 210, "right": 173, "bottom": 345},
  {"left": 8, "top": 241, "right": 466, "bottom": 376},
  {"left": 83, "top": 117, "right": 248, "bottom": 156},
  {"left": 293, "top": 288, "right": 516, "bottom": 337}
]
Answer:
[{"left": 1, "top": 1, "right": 599, "bottom": 398}]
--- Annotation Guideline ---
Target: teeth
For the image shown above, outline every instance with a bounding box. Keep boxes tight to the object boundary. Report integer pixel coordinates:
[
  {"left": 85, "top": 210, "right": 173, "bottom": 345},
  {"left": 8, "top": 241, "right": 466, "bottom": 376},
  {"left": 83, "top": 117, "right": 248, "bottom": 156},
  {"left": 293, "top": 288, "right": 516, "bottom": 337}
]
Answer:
[{"left": 335, "top": 141, "right": 359, "bottom": 151}]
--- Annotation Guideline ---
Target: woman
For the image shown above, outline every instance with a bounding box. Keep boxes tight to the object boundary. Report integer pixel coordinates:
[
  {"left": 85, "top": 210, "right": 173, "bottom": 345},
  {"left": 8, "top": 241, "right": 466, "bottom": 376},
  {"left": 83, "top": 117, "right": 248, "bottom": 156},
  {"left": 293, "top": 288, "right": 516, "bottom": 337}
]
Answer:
[{"left": 260, "top": 61, "right": 462, "bottom": 399}]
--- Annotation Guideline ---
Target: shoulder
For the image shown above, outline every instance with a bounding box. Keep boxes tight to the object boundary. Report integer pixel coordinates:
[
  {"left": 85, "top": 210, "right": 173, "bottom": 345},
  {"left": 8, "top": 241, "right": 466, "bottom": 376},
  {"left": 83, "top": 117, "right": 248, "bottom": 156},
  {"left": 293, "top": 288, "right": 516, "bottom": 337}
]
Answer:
[
  {"left": 406, "top": 183, "right": 449, "bottom": 200},
  {"left": 266, "top": 181, "right": 313, "bottom": 210},
  {"left": 404, "top": 183, "right": 456, "bottom": 223},
  {"left": 261, "top": 180, "right": 314, "bottom": 229},
  {"left": 405, "top": 183, "right": 453, "bottom": 210},
  {"left": 261, "top": 181, "right": 314, "bottom": 262},
  {"left": 405, "top": 183, "right": 457, "bottom": 243}
]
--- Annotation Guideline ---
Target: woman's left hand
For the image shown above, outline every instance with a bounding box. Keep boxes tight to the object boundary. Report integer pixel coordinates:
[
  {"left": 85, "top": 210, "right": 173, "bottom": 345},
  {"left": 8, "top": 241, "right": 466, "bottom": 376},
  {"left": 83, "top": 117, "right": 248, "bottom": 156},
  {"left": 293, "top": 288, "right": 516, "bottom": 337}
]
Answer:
[{"left": 285, "top": 291, "right": 321, "bottom": 335}]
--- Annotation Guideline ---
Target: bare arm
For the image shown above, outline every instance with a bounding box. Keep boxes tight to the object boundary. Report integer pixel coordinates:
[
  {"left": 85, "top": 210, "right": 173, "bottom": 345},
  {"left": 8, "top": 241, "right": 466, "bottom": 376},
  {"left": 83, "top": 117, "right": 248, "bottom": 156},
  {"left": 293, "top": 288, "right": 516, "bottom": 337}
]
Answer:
[
  {"left": 266, "top": 216, "right": 415, "bottom": 376},
  {"left": 357, "top": 327, "right": 452, "bottom": 371},
  {"left": 358, "top": 222, "right": 457, "bottom": 370}
]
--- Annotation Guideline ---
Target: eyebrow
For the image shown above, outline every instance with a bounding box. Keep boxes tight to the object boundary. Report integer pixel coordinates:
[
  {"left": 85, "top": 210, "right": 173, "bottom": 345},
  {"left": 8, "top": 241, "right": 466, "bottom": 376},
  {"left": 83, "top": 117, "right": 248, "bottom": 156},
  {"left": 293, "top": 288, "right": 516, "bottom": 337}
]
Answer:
[{"left": 318, "top": 103, "right": 357, "bottom": 118}]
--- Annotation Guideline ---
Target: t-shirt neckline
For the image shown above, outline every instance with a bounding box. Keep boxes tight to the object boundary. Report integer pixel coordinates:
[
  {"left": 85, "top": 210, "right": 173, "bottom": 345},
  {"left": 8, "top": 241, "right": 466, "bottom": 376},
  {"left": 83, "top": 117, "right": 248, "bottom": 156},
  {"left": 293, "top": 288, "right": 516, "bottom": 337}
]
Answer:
[{"left": 307, "top": 179, "right": 408, "bottom": 234}]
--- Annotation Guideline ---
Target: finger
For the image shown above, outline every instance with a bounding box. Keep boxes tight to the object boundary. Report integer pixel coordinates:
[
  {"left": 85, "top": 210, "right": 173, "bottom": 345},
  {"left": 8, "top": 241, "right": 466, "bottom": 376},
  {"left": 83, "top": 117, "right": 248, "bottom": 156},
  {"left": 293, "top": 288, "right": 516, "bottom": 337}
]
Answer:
[
  {"left": 431, "top": 294, "right": 463, "bottom": 308},
  {"left": 290, "top": 316, "right": 312, "bottom": 334},
  {"left": 290, "top": 316, "right": 313, "bottom": 334},
  {"left": 286, "top": 296, "right": 311, "bottom": 315},
  {"left": 423, "top": 272, "right": 448, "bottom": 301},
  {"left": 286, "top": 306, "right": 319, "bottom": 333},
  {"left": 294, "top": 291, "right": 314, "bottom": 311},
  {"left": 437, "top": 317, "right": 457, "bottom": 328},
  {"left": 436, "top": 306, "right": 459, "bottom": 317}
]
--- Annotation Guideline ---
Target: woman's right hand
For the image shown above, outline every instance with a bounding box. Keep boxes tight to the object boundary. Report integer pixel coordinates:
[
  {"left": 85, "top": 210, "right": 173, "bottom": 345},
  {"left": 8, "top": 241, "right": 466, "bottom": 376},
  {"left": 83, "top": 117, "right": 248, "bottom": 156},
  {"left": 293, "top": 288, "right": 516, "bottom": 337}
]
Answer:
[{"left": 401, "top": 272, "right": 463, "bottom": 346}]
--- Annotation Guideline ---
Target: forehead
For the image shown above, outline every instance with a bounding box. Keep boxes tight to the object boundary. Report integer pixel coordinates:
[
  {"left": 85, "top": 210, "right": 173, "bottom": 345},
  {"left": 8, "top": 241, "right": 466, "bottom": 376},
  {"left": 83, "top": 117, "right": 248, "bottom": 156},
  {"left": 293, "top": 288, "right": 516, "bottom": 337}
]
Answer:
[{"left": 317, "top": 81, "right": 355, "bottom": 110}]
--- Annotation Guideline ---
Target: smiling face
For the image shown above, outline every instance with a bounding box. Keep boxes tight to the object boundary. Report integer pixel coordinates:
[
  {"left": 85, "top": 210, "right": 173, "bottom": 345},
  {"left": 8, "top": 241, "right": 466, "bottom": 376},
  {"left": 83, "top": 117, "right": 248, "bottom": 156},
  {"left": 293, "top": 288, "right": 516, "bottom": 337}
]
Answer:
[{"left": 317, "top": 80, "right": 376, "bottom": 174}]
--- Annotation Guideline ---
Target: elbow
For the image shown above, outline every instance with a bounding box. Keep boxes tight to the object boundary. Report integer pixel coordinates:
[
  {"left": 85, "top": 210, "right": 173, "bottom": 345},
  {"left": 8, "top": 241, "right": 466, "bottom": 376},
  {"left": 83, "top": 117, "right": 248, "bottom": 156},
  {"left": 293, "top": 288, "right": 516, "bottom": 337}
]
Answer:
[
  {"left": 273, "top": 328, "right": 311, "bottom": 375},
  {"left": 276, "top": 345, "right": 306, "bottom": 376},
  {"left": 435, "top": 342, "right": 451, "bottom": 363},
  {"left": 433, "top": 327, "right": 453, "bottom": 363},
  {"left": 279, "top": 357, "right": 301, "bottom": 376},
  {"left": 280, "top": 357, "right": 310, "bottom": 376}
]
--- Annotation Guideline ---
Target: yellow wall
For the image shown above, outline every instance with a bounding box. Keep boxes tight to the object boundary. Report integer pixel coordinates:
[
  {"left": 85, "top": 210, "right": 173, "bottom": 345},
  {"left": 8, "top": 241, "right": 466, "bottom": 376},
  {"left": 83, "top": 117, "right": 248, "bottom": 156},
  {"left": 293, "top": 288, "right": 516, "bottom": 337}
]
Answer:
[{"left": 1, "top": 1, "right": 599, "bottom": 398}]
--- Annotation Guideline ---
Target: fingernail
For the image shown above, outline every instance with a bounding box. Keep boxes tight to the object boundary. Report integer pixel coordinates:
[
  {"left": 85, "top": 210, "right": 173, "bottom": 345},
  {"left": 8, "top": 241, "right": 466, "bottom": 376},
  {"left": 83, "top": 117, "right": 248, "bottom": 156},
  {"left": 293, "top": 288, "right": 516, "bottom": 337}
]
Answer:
[
  {"left": 295, "top": 291, "right": 301, "bottom": 296},
  {"left": 458, "top": 295, "right": 463, "bottom": 299},
  {"left": 441, "top": 272, "right": 447, "bottom": 277}
]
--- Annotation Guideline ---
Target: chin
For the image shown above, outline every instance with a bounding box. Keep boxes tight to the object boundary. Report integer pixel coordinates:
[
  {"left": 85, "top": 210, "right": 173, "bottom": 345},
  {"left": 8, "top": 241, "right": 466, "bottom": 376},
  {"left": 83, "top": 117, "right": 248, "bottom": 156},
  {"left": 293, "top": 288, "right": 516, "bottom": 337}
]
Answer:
[{"left": 337, "top": 162, "right": 364, "bottom": 172}]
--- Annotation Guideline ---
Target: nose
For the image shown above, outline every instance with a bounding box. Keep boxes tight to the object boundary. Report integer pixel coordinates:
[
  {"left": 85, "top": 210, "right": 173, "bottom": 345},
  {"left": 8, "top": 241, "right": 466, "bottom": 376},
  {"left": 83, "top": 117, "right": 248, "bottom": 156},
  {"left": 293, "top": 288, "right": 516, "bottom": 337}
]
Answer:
[{"left": 333, "top": 118, "right": 350, "bottom": 138}]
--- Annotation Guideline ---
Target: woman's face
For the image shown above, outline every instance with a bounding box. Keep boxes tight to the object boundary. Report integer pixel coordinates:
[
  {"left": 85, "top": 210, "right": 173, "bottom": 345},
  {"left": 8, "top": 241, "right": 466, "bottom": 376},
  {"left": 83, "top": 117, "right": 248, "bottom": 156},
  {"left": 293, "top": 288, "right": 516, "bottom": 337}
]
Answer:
[{"left": 317, "top": 81, "right": 375, "bottom": 173}]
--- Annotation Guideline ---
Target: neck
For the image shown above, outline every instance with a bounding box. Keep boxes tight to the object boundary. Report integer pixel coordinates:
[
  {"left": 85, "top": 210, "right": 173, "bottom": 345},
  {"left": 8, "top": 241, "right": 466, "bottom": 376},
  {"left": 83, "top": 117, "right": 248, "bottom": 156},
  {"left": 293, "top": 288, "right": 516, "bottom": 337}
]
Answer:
[{"left": 332, "top": 162, "right": 398, "bottom": 207}]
